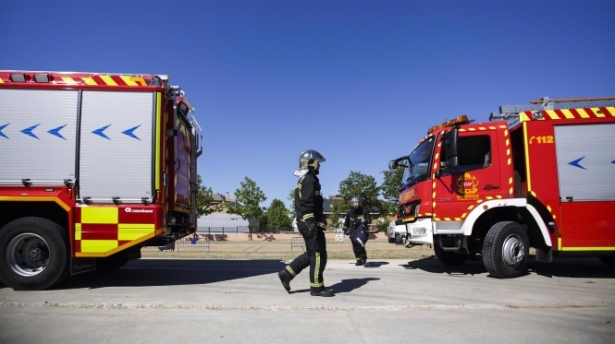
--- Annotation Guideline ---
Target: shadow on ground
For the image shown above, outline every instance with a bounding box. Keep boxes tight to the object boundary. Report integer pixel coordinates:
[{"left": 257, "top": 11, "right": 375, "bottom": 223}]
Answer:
[
  {"left": 290, "top": 277, "right": 381, "bottom": 295},
  {"left": 54, "top": 259, "right": 286, "bottom": 290},
  {"left": 402, "top": 256, "right": 615, "bottom": 279}
]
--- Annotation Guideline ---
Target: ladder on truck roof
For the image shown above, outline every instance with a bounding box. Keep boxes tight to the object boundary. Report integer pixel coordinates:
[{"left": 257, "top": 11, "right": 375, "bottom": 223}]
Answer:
[{"left": 489, "top": 96, "right": 615, "bottom": 123}]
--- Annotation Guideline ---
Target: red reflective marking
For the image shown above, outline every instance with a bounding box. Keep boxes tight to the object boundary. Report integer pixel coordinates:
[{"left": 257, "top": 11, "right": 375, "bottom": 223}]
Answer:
[
  {"left": 91, "top": 75, "right": 104, "bottom": 85},
  {"left": 600, "top": 106, "right": 613, "bottom": 117},
  {"left": 111, "top": 75, "right": 127, "bottom": 86},
  {"left": 583, "top": 107, "right": 596, "bottom": 117},
  {"left": 80, "top": 224, "right": 118, "bottom": 240}
]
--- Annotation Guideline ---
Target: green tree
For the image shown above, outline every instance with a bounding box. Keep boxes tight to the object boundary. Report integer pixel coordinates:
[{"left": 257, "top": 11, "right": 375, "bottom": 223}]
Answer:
[
  {"left": 379, "top": 167, "right": 404, "bottom": 216},
  {"left": 287, "top": 189, "right": 295, "bottom": 218},
  {"left": 227, "top": 177, "right": 267, "bottom": 239},
  {"left": 336, "top": 171, "right": 381, "bottom": 230},
  {"left": 266, "top": 198, "right": 292, "bottom": 230},
  {"left": 337, "top": 171, "right": 380, "bottom": 210},
  {"left": 196, "top": 174, "right": 223, "bottom": 217}
]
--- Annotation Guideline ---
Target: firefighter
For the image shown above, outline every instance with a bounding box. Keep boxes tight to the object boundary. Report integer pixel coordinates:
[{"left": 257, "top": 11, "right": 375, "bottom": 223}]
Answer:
[
  {"left": 343, "top": 196, "right": 371, "bottom": 266},
  {"left": 278, "top": 149, "right": 334, "bottom": 297}
]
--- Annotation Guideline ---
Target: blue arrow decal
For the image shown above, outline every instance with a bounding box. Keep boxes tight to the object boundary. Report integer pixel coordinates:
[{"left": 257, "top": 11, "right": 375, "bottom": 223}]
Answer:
[
  {"left": 122, "top": 125, "right": 141, "bottom": 141},
  {"left": 48, "top": 124, "right": 67, "bottom": 140},
  {"left": 93, "top": 124, "right": 111, "bottom": 140},
  {"left": 0, "top": 123, "right": 9, "bottom": 139},
  {"left": 21, "top": 124, "right": 40, "bottom": 139},
  {"left": 568, "top": 156, "right": 586, "bottom": 170}
]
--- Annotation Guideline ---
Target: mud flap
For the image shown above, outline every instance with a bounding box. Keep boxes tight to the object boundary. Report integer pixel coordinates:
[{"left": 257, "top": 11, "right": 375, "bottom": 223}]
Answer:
[{"left": 71, "top": 257, "right": 96, "bottom": 275}]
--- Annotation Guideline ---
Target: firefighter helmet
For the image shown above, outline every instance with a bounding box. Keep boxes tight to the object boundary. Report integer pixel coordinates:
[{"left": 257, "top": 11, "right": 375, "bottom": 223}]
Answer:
[
  {"left": 350, "top": 196, "right": 360, "bottom": 209},
  {"left": 298, "top": 149, "right": 326, "bottom": 170}
]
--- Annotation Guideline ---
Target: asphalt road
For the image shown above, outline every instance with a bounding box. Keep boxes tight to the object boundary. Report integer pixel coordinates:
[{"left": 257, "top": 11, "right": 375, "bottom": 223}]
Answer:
[{"left": 1, "top": 257, "right": 614, "bottom": 344}]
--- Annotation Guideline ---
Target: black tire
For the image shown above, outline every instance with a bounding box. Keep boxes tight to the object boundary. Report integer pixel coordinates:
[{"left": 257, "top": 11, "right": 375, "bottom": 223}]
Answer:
[
  {"left": 388, "top": 235, "right": 395, "bottom": 244},
  {"left": 395, "top": 234, "right": 403, "bottom": 245},
  {"left": 0, "top": 217, "right": 70, "bottom": 290},
  {"left": 483, "top": 221, "right": 529, "bottom": 278},
  {"left": 434, "top": 242, "right": 468, "bottom": 265},
  {"left": 598, "top": 253, "right": 615, "bottom": 266},
  {"left": 95, "top": 251, "right": 129, "bottom": 273}
]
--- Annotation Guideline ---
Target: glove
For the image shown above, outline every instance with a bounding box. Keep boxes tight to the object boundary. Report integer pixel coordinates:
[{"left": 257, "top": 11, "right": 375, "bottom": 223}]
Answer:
[{"left": 307, "top": 222, "right": 318, "bottom": 239}]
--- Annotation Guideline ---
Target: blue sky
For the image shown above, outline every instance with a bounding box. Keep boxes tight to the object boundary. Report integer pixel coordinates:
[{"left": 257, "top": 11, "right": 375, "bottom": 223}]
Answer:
[{"left": 2, "top": 0, "right": 614, "bottom": 208}]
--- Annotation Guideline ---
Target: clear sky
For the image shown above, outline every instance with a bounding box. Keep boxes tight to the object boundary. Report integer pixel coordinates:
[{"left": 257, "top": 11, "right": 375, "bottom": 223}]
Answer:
[{"left": 2, "top": 0, "right": 614, "bottom": 208}]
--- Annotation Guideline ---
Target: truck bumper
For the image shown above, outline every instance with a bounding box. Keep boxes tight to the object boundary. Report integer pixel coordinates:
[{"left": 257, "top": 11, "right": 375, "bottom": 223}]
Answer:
[{"left": 406, "top": 218, "right": 434, "bottom": 245}]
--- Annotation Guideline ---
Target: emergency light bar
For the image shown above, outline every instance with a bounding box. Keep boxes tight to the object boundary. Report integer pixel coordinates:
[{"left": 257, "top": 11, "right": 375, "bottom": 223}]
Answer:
[{"left": 427, "top": 115, "right": 470, "bottom": 134}]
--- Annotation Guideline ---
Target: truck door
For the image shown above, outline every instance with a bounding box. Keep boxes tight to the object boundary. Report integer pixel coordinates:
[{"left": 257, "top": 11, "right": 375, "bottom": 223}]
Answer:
[{"left": 434, "top": 131, "right": 503, "bottom": 218}]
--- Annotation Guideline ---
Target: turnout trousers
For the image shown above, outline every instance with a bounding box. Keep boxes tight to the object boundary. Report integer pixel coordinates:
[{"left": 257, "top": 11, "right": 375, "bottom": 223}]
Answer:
[
  {"left": 285, "top": 221, "right": 328, "bottom": 290},
  {"left": 350, "top": 224, "right": 368, "bottom": 262}
]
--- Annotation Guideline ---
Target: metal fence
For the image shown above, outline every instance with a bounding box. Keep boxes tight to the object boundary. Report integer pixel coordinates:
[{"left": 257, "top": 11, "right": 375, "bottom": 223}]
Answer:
[
  {"left": 174, "top": 237, "right": 211, "bottom": 251},
  {"left": 197, "top": 226, "right": 250, "bottom": 234},
  {"left": 196, "top": 226, "right": 296, "bottom": 234}
]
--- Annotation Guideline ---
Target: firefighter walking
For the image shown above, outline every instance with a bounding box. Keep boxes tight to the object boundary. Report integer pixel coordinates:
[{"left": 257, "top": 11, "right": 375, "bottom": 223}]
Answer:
[
  {"left": 344, "top": 196, "right": 371, "bottom": 266},
  {"left": 277, "top": 149, "right": 334, "bottom": 297}
]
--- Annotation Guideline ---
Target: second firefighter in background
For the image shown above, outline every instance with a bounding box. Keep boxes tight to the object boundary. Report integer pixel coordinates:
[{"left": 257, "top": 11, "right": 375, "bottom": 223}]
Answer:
[{"left": 344, "top": 196, "right": 371, "bottom": 266}]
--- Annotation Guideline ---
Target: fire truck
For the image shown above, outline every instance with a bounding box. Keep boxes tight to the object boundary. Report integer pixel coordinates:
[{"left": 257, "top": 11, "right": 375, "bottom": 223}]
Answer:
[
  {"left": 0, "top": 70, "right": 203, "bottom": 290},
  {"left": 389, "top": 96, "right": 615, "bottom": 278}
]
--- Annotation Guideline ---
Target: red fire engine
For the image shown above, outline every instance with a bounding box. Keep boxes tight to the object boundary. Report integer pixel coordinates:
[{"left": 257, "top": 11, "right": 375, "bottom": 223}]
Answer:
[
  {"left": 0, "top": 70, "right": 202, "bottom": 289},
  {"left": 390, "top": 96, "right": 615, "bottom": 278}
]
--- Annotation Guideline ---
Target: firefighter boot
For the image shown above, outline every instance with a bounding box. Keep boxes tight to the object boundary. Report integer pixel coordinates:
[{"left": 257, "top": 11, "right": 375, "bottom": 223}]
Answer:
[
  {"left": 278, "top": 270, "right": 292, "bottom": 293},
  {"left": 310, "top": 288, "right": 335, "bottom": 297}
]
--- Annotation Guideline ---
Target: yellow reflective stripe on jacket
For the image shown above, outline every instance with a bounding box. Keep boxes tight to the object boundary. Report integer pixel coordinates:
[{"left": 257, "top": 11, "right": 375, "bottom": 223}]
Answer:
[
  {"left": 317, "top": 222, "right": 326, "bottom": 228},
  {"left": 302, "top": 213, "right": 314, "bottom": 221}
]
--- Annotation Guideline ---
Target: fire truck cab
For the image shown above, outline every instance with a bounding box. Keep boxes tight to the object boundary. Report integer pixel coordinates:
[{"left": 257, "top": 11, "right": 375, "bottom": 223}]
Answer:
[
  {"left": 390, "top": 96, "right": 615, "bottom": 278},
  {"left": 0, "top": 70, "right": 203, "bottom": 290}
]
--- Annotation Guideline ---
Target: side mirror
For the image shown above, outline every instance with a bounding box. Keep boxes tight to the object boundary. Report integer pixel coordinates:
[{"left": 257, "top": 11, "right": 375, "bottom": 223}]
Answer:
[
  {"left": 388, "top": 160, "right": 397, "bottom": 170},
  {"left": 444, "top": 128, "right": 459, "bottom": 169}
]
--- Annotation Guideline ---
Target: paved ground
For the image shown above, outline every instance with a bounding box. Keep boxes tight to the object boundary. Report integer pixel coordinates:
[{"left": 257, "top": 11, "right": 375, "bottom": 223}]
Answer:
[{"left": 1, "top": 256, "right": 614, "bottom": 344}]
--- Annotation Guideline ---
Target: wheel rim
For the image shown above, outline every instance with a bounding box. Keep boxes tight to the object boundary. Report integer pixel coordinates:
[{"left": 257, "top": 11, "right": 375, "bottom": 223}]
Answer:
[
  {"left": 501, "top": 233, "right": 525, "bottom": 266},
  {"left": 6, "top": 233, "right": 50, "bottom": 277}
]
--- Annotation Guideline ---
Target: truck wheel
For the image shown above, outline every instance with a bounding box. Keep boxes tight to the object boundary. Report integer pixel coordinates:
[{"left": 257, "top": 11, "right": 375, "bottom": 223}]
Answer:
[
  {"left": 395, "top": 234, "right": 403, "bottom": 245},
  {"left": 483, "top": 221, "right": 529, "bottom": 278},
  {"left": 388, "top": 235, "right": 395, "bottom": 244},
  {"left": 434, "top": 242, "right": 468, "bottom": 265},
  {"left": 0, "top": 217, "right": 70, "bottom": 290}
]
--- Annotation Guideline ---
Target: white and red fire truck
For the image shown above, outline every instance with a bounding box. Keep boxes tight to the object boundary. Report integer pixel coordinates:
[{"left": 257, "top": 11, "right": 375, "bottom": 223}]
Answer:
[
  {"left": 0, "top": 70, "right": 202, "bottom": 289},
  {"left": 389, "top": 96, "right": 615, "bottom": 278}
]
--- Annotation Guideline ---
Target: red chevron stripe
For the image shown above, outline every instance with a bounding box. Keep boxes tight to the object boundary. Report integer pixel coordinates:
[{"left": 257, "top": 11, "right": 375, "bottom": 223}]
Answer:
[
  {"left": 111, "top": 75, "right": 127, "bottom": 86},
  {"left": 91, "top": 75, "right": 105, "bottom": 85},
  {"left": 600, "top": 106, "right": 613, "bottom": 117},
  {"left": 583, "top": 107, "right": 596, "bottom": 117},
  {"left": 554, "top": 109, "right": 566, "bottom": 119},
  {"left": 569, "top": 108, "right": 582, "bottom": 118}
]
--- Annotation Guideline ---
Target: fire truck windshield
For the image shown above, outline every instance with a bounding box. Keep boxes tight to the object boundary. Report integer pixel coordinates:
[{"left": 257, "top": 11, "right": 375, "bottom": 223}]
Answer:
[{"left": 401, "top": 136, "right": 435, "bottom": 189}]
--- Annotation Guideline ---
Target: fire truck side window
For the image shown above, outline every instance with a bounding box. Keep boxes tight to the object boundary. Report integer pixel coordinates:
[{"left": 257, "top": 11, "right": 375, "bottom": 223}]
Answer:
[{"left": 443, "top": 135, "right": 491, "bottom": 175}]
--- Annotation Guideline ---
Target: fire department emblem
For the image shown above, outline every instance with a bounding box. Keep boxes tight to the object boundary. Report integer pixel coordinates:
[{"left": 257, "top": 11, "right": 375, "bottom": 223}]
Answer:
[{"left": 456, "top": 172, "right": 479, "bottom": 195}]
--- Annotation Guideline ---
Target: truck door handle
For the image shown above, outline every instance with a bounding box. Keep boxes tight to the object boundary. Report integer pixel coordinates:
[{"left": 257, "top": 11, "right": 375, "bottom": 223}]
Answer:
[{"left": 483, "top": 184, "right": 499, "bottom": 190}]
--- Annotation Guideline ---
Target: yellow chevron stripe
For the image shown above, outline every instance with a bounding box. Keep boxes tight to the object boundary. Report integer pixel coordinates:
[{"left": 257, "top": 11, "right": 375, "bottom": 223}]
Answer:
[
  {"left": 62, "top": 77, "right": 78, "bottom": 84},
  {"left": 83, "top": 77, "right": 97, "bottom": 85},
  {"left": 120, "top": 76, "right": 138, "bottom": 86},
  {"left": 100, "top": 75, "right": 117, "bottom": 86}
]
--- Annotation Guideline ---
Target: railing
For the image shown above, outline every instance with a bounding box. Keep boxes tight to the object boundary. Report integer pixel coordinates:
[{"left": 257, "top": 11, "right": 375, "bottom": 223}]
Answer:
[
  {"left": 290, "top": 236, "right": 305, "bottom": 252},
  {"left": 174, "top": 237, "right": 211, "bottom": 252}
]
